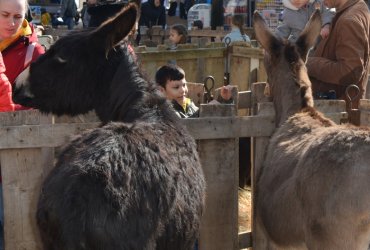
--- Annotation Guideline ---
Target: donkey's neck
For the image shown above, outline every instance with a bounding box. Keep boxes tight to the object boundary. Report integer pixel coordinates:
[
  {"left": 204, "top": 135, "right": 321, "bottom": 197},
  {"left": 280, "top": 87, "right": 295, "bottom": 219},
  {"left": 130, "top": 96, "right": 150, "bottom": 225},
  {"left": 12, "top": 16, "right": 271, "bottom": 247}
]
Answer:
[
  {"left": 273, "top": 64, "right": 314, "bottom": 127},
  {"left": 95, "top": 53, "right": 178, "bottom": 124}
]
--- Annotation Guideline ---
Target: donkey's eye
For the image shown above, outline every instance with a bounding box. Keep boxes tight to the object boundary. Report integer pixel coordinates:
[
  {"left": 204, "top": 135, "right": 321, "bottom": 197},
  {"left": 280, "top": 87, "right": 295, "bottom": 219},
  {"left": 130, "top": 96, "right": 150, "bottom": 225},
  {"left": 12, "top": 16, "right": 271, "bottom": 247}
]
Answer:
[{"left": 55, "top": 57, "right": 67, "bottom": 64}]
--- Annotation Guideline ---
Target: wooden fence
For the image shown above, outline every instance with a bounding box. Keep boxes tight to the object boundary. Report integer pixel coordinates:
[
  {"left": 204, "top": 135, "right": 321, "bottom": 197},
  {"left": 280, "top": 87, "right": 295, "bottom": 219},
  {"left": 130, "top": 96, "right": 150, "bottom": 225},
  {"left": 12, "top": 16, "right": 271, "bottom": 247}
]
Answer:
[
  {"left": 0, "top": 82, "right": 358, "bottom": 250},
  {"left": 136, "top": 44, "right": 266, "bottom": 91}
]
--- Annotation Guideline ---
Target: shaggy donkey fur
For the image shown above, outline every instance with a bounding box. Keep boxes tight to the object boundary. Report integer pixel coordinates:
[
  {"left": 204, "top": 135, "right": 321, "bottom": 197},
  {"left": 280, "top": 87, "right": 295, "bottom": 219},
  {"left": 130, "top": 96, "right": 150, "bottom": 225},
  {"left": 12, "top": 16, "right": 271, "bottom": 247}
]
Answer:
[
  {"left": 254, "top": 10, "right": 370, "bottom": 250},
  {"left": 13, "top": 4, "right": 205, "bottom": 250}
]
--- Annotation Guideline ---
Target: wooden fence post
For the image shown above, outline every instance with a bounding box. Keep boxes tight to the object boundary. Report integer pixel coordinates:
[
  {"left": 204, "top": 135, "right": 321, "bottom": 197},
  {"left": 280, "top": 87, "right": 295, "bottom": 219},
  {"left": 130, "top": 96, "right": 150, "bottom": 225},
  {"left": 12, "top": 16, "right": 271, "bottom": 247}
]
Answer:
[
  {"left": 0, "top": 111, "right": 54, "bottom": 250},
  {"left": 251, "top": 82, "right": 275, "bottom": 249},
  {"left": 197, "top": 104, "right": 239, "bottom": 250}
]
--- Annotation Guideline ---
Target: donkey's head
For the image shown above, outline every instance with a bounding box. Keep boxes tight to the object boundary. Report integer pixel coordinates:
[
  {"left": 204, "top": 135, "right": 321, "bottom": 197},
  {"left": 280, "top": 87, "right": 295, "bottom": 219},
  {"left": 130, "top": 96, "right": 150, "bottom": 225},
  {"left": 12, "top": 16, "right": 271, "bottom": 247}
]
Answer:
[
  {"left": 13, "top": 3, "right": 140, "bottom": 122},
  {"left": 253, "top": 10, "right": 321, "bottom": 126}
]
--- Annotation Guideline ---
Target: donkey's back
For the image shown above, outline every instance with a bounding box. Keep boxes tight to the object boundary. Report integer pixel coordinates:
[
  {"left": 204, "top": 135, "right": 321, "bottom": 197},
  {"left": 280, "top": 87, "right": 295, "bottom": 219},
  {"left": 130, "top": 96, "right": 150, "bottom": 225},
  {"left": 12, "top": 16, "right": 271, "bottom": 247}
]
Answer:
[
  {"left": 259, "top": 112, "right": 370, "bottom": 249},
  {"left": 37, "top": 121, "right": 204, "bottom": 250}
]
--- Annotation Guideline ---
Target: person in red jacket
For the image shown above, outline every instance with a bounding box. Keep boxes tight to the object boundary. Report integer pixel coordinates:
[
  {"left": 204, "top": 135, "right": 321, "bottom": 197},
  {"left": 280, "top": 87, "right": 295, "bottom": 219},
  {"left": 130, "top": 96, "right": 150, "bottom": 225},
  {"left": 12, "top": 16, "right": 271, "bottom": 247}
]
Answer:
[
  {"left": 0, "top": 0, "right": 44, "bottom": 112},
  {"left": 0, "top": 0, "right": 44, "bottom": 249}
]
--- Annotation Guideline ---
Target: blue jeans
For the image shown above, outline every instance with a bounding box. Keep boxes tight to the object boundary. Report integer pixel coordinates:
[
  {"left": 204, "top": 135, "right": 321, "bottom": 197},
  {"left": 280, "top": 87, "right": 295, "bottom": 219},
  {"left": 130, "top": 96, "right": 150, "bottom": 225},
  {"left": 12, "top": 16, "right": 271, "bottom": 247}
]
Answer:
[{"left": 63, "top": 16, "right": 75, "bottom": 30}]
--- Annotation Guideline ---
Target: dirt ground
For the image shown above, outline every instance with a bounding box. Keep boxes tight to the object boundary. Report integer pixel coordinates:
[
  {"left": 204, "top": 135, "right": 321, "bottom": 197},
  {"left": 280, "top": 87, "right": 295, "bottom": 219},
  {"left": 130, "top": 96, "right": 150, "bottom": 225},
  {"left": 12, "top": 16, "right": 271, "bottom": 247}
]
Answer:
[{"left": 239, "top": 187, "right": 252, "bottom": 233}]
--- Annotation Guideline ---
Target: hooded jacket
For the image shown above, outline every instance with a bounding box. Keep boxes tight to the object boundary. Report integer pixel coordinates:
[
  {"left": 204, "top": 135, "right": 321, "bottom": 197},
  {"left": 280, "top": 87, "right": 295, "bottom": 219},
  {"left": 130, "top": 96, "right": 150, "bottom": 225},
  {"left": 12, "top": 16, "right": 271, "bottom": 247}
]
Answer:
[
  {"left": 0, "top": 21, "right": 44, "bottom": 111},
  {"left": 139, "top": 0, "right": 166, "bottom": 28},
  {"left": 306, "top": 0, "right": 370, "bottom": 110},
  {"left": 276, "top": 0, "right": 334, "bottom": 42}
]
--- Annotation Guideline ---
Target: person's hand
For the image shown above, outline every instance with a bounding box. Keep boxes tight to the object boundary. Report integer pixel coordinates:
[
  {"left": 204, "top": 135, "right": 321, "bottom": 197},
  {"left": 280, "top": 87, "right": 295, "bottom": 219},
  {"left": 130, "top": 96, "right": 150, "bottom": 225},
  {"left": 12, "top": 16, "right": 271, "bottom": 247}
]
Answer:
[
  {"left": 220, "top": 85, "right": 233, "bottom": 101},
  {"left": 320, "top": 24, "right": 330, "bottom": 39}
]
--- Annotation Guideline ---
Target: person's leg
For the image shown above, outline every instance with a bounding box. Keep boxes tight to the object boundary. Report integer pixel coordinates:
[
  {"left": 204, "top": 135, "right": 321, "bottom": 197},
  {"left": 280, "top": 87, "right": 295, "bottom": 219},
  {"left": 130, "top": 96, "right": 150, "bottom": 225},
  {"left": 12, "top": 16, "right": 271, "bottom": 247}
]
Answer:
[
  {"left": 168, "top": 2, "right": 177, "bottom": 16},
  {"left": 180, "top": 2, "right": 186, "bottom": 19},
  {"left": 64, "top": 16, "right": 75, "bottom": 30}
]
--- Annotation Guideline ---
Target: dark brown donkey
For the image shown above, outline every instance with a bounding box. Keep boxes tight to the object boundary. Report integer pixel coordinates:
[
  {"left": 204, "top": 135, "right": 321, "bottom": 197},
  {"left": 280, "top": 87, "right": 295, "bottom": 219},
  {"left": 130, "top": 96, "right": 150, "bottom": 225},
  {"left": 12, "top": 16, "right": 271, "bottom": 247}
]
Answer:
[
  {"left": 254, "top": 10, "right": 370, "bottom": 249},
  {"left": 13, "top": 3, "right": 205, "bottom": 250}
]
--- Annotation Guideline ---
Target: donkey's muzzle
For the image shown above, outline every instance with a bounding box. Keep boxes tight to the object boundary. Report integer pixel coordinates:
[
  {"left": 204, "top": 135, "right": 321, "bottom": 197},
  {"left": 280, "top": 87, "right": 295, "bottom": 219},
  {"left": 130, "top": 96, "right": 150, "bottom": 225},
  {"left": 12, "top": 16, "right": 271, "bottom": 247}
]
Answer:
[{"left": 13, "top": 67, "right": 34, "bottom": 106}]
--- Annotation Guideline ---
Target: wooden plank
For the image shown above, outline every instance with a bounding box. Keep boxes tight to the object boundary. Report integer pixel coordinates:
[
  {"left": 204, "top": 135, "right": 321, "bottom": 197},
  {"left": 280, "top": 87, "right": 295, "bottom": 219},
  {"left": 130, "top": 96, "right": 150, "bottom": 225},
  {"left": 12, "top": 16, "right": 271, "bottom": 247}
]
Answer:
[
  {"left": 0, "top": 115, "right": 276, "bottom": 149},
  {"left": 314, "top": 100, "right": 346, "bottom": 113},
  {"left": 251, "top": 82, "right": 275, "bottom": 250},
  {"left": 359, "top": 99, "right": 370, "bottom": 110},
  {"left": 187, "top": 82, "right": 205, "bottom": 107},
  {"left": 230, "top": 55, "right": 251, "bottom": 91},
  {"left": 198, "top": 105, "right": 238, "bottom": 250},
  {"left": 229, "top": 47, "right": 264, "bottom": 93},
  {"left": 1, "top": 148, "right": 53, "bottom": 250},
  {"left": 0, "top": 110, "right": 51, "bottom": 127},
  {"left": 257, "top": 60, "right": 267, "bottom": 82},
  {"left": 360, "top": 110, "right": 370, "bottom": 126},
  {"left": 188, "top": 29, "right": 229, "bottom": 39},
  {"left": 137, "top": 48, "right": 225, "bottom": 61},
  {"left": 177, "top": 58, "right": 199, "bottom": 83},
  {"left": 230, "top": 46, "right": 264, "bottom": 59},
  {"left": 238, "top": 232, "right": 252, "bottom": 249},
  {"left": 0, "top": 122, "right": 100, "bottom": 149},
  {"left": 238, "top": 91, "right": 252, "bottom": 109},
  {"left": 325, "top": 112, "right": 348, "bottom": 124},
  {"left": 137, "top": 47, "right": 225, "bottom": 83},
  {"left": 0, "top": 112, "right": 53, "bottom": 250},
  {"left": 204, "top": 56, "right": 225, "bottom": 89},
  {"left": 54, "top": 111, "right": 99, "bottom": 123}
]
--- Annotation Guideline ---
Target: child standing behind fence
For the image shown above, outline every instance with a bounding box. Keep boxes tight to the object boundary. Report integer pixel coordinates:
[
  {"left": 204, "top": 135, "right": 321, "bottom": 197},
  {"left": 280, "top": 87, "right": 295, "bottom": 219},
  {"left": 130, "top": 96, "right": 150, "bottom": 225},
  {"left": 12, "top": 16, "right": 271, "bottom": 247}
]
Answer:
[
  {"left": 222, "top": 14, "right": 251, "bottom": 44},
  {"left": 275, "top": 0, "right": 334, "bottom": 42},
  {"left": 169, "top": 24, "right": 188, "bottom": 50}
]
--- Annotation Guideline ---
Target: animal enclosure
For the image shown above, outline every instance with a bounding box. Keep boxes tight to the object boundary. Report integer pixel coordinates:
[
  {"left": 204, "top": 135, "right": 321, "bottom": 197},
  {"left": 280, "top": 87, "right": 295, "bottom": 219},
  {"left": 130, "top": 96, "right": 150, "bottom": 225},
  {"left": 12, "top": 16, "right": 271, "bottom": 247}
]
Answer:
[
  {"left": 0, "top": 82, "right": 355, "bottom": 250},
  {"left": 5, "top": 5, "right": 370, "bottom": 249}
]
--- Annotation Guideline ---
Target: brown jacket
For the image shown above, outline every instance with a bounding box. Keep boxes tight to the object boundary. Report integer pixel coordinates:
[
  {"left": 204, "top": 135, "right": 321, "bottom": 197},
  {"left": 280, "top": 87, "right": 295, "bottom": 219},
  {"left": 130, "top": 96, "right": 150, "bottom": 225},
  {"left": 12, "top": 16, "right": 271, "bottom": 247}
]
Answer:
[{"left": 306, "top": 0, "right": 370, "bottom": 110}]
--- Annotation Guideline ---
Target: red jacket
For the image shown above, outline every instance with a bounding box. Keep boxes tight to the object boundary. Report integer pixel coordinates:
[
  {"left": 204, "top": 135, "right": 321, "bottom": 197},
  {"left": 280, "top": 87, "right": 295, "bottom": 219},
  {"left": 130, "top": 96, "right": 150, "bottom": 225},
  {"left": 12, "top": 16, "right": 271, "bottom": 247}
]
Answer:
[{"left": 0, "top": 24, "right": 44, "bottom": 111}]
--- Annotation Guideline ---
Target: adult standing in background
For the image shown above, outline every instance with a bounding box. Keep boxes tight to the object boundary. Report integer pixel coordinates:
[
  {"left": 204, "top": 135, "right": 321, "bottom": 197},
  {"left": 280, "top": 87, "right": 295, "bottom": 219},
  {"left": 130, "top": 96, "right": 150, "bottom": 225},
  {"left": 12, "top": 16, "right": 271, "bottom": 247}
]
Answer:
[
  {"left": 0, "top": 0, "right": 44, "bottom": 249},
  {"left": 62, "top": 0, "right": 78, "bottom": 30},
  {"left": 139, "top": 0, "right": 166, "bottom": 28},
  {"left": 306, "top": 0, "right": 370, "bottom": 118},
  {"left": 136, "top": 0, "right": 166, "bottom": 44}
]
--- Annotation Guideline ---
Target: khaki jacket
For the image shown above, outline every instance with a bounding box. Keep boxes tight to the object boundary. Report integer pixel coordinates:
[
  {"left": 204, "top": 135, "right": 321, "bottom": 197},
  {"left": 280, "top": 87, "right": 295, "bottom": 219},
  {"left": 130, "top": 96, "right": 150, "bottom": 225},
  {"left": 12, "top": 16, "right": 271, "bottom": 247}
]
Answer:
[{"left": 306, "top": 0, "right": 370, "bottom": 109}]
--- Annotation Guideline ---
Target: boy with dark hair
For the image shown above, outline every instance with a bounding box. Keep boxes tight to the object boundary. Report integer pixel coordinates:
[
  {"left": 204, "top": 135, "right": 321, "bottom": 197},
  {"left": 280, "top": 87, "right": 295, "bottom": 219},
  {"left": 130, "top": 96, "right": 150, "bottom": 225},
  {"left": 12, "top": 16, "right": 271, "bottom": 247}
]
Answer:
[
  {"left": 156, "top": 64, "right": 199, "bottom": 118},
  {"left": 156, "top": 64, "right": 234, "bottom": 118}
]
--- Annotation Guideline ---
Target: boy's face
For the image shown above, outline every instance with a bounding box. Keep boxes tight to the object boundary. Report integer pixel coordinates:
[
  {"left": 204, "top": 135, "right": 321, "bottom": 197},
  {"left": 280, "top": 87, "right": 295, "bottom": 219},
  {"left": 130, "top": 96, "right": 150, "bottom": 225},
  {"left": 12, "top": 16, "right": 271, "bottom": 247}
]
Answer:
[{"left": 161, "top": 78, "right": 188, "bottom": 106}]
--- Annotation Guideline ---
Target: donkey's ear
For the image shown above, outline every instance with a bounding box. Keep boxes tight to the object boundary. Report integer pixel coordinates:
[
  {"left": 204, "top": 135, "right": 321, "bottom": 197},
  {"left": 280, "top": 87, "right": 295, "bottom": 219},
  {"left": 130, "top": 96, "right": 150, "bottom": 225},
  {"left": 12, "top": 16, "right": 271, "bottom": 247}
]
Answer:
[
  {"left": 253, "top": 11, "right": 281, "bottom": 56},
  {"left": 92, "top": 3, "right": 138, "bottom": 52},
  {"left": 295, "top": 10, "right": 322, "bottom": 61}
]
